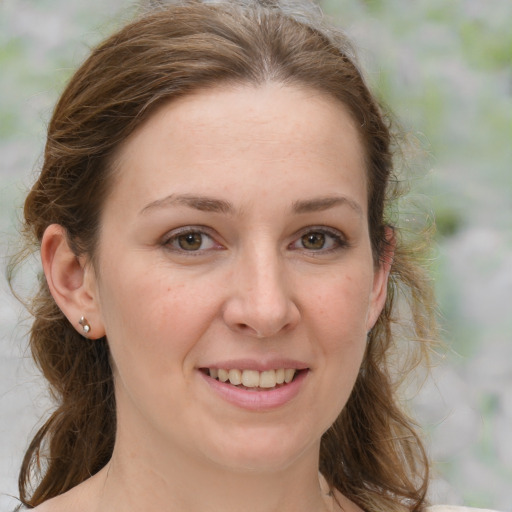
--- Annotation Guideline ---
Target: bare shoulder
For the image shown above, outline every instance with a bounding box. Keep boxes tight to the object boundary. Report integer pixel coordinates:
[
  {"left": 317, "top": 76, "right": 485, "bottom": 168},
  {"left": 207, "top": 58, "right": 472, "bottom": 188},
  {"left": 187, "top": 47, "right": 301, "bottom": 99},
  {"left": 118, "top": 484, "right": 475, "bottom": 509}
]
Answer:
[
  {"left": 24, "top": 484, "right": 93, "bottom": 512},
  {"left": 28, "top": 504, "right": 51, "bottom": 512},
  {"left": 26, "top": 498, "right": 65, "bottom": 512},
  {"left": 22, "top": 469, "right": 106, "bottom": 512}
]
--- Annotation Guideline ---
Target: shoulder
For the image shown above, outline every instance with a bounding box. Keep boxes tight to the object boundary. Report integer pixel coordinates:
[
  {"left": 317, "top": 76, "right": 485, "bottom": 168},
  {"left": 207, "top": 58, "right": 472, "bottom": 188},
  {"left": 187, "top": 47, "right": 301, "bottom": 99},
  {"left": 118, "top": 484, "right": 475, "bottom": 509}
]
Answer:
[{"left": 426, "top": 506, "right": 500, "bottom": 512}]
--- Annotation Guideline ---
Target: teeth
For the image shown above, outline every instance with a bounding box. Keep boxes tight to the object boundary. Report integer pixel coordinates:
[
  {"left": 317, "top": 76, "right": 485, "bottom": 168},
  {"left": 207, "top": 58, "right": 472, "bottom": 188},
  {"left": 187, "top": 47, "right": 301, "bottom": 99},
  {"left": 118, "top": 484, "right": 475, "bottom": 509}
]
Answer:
[
  {"left": 284, "top": 368, "right": 295, "bottom": 383},
  {"left": 208, "top": 368, "right": 298, "bottom": 388},
  {"left": 259, "top": 370, "right": 276, "bottom": 388},
  {"left": 228, "top": 369, "right": 242, "bottom": 385},
  {"left": 241, "top": 370, "right": 259, "bottom": 387}
]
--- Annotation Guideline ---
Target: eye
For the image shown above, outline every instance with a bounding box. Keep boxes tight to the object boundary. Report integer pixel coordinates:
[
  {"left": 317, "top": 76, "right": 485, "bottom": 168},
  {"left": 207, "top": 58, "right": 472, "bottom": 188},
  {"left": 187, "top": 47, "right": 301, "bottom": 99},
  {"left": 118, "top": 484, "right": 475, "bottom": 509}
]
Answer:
[
  {"left": 290, "top": 228, "right": 347, "bottom": 252},
  {"left": 301, "top": 232, "right": 328, "bottom": 250},
  {"left": 163, "top": 228, "right": 219, "bottom": 252}
]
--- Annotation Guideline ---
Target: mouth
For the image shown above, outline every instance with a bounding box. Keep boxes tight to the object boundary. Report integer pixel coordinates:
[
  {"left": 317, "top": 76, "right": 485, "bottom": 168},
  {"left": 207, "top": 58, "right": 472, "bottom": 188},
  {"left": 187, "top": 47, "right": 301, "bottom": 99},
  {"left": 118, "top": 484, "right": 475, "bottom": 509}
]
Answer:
[{"left": 200, "top": 368, "right": 304, "bottom": 391}]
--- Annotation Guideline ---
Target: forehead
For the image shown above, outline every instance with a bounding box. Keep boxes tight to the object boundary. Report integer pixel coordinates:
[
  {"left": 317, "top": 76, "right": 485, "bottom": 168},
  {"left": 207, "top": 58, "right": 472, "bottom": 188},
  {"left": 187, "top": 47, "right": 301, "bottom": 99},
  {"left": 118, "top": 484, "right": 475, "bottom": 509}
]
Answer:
[{"left": 108, "top": 83, "right": 367, "bottom": 215}]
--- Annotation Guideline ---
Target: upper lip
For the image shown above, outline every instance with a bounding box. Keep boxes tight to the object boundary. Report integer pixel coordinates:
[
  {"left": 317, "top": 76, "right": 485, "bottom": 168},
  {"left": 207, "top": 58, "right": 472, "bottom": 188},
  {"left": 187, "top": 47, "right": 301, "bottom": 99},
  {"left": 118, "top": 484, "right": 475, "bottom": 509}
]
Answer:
[{"left": 198, "top": 358, "right": 309, "bottom": 372}]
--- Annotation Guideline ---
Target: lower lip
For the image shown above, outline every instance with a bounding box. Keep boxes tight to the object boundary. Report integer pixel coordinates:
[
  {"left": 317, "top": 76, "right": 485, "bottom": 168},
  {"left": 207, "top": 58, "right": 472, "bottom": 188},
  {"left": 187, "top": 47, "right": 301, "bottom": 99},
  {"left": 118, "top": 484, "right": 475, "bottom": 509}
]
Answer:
[{"left": 199, "top": 370, "right": 308, "bottom": 411}]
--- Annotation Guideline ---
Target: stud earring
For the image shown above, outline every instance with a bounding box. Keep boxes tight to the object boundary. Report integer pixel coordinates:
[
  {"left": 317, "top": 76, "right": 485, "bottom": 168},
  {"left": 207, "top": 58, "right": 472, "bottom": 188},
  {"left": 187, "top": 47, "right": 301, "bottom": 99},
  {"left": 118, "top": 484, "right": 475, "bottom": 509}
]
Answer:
[{"left": 79, "top": 316, "right": 91, "bottom": 335}]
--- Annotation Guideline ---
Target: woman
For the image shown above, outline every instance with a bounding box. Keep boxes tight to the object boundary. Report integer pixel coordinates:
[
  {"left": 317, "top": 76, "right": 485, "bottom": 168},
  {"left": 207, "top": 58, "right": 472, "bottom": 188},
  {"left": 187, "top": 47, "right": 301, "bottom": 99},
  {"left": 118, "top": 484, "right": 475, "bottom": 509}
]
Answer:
[{"left": 8, "top": 1, "right": 494, "bottom": 511}]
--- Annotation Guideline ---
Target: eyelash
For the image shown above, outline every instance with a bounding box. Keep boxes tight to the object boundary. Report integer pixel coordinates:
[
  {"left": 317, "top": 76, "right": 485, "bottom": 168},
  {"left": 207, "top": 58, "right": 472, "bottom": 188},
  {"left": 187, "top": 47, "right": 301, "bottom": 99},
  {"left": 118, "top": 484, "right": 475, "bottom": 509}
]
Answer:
[
  {"left": 161, "top": 226, "right": 349, "bottom": 254},
  {"left": 289, "top": 227, "right": 349, "bottom": 254},
  {"left": 162, "top": 226, "right": 222, "bottom": 254}
]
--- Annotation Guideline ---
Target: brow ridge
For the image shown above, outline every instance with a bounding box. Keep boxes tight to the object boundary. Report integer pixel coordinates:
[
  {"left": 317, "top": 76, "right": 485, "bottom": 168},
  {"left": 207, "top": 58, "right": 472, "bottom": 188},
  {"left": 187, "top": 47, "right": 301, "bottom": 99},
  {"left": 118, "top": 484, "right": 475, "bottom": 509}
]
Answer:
[
  {"left": 141, "top": 193, "right": 362, "bottom": 217},
  {"left": 140, "top": 194, "right": 234, "bottom": 215},
  {"left": 292, "top": 196, "right": 363, "bottom": 216}
]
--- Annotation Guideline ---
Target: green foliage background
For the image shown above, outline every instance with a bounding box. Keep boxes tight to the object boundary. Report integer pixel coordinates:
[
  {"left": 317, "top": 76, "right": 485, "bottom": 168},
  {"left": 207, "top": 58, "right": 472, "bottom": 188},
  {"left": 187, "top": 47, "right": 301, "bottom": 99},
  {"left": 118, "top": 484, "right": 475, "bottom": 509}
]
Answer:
[{"left": 318, "top": 2, "right": 512, "bottom": 508}]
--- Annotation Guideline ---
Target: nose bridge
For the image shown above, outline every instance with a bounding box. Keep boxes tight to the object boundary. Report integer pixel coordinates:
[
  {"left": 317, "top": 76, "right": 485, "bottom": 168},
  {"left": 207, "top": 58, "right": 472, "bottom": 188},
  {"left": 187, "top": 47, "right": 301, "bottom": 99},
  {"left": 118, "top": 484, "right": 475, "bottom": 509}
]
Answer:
[
  {"left": 247, "top": 243, "right": 286, "bottom": 308},
  {"left": 224, "top": 239, "right": 299, "bottom": 337}
]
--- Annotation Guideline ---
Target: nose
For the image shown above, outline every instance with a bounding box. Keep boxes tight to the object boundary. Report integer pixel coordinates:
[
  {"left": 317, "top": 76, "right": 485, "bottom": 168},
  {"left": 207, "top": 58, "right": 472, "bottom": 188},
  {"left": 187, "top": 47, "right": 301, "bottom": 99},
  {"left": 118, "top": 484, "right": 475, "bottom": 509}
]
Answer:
[{"left": 222, "top": 249, "right": 301, "bottom": 338}]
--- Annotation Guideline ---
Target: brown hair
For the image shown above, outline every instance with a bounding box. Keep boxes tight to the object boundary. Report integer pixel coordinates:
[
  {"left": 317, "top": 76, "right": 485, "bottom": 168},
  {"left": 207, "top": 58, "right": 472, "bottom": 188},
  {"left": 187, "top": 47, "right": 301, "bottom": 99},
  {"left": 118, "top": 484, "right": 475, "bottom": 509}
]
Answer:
[{"left": 10, "top": 1, "right": 437, "bottom": 510}]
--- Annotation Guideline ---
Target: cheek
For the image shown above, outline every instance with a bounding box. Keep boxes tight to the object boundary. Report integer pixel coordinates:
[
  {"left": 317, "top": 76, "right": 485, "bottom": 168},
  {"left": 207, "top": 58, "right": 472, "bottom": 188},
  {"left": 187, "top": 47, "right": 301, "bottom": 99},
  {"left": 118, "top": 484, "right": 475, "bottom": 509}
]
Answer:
[
  {"left": 97, "top": 263, "right": 218, "bottom": 371},
  {"left": 304, "top": 270, "right": 372, "bottom": 406},
  {"left": 306, "top": 271, "right": 374, "bottom": 340},
  {"left": 302, "top": 275, "right": 371, "bottom": 435}
]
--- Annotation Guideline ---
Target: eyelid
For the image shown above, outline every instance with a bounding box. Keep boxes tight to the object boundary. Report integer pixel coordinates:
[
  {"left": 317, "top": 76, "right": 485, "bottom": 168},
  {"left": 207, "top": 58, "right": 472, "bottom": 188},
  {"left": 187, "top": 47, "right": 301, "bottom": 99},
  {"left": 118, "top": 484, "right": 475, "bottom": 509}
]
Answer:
[
  {"left": 289, "top": 226, "right": 349, "bottom": 252},
  {"left": 162, "top": 225, "right": 224, "bottom": 253},
  {"left": 161, "top": 225, "right": 348, "bottom": 254}
]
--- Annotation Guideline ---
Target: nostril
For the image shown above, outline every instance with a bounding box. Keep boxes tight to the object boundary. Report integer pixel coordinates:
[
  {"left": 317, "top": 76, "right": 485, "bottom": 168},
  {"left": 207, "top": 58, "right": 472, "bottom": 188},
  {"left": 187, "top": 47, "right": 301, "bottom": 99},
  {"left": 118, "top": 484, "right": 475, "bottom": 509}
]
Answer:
[
  {"left": 235, "top": 323, "right": 252, "bottom": 333},
  {"left": 233, "top": 323, "right": 265, "bottom": 338}
]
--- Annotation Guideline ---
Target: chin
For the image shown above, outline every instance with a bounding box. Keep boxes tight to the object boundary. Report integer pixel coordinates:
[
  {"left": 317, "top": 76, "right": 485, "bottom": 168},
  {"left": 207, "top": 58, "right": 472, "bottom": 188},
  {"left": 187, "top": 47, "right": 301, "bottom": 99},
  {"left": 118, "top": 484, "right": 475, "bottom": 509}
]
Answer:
[{"left": 202, "top": 429, "right": 319, "bottom": 474}]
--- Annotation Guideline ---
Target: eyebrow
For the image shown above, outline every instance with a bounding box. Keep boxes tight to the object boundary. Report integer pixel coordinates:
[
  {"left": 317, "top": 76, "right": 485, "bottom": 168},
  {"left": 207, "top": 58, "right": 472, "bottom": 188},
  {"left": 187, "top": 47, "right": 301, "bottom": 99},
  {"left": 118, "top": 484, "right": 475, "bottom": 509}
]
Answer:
[
  {"left": 140, "top": 193, "right": 362, "bottom": 217},
  {"left": 140, "top": 194, "right": 234, "bottom": 215},
  {"left": 292, "top": 196, "right": 363, "bottom": 217}
]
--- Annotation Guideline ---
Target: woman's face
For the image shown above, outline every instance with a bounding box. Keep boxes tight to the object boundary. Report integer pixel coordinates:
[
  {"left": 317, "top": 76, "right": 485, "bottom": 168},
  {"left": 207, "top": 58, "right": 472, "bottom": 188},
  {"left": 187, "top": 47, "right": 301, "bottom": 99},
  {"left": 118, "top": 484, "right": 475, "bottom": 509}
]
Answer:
[{"left": 89, "top": 84, "right": 389, "bottom": 472}]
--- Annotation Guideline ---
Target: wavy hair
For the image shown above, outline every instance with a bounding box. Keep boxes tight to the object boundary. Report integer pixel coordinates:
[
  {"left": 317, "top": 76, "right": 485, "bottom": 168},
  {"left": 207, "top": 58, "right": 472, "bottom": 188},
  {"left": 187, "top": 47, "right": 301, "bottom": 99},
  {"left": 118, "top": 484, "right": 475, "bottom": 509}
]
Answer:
[{"left": 9, "top": 1, "right": 437, "bottom": 510}]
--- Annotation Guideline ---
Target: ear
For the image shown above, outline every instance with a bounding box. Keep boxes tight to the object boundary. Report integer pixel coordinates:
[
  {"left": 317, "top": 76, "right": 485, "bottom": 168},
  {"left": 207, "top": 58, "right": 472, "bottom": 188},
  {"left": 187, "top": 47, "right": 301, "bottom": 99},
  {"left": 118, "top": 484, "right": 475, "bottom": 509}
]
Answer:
[
  {"left": 41, "top": 224, "right": 105, "bottom": 339},
  {"left": 366, "top": 226, "right": 395, "bottom": 332}
]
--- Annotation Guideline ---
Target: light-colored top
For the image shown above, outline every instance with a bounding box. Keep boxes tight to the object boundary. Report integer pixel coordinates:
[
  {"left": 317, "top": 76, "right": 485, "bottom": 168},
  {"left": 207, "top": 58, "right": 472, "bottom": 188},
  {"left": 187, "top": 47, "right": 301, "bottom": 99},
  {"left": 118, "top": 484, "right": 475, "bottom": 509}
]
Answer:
[{"left": 426, "top": 507, "right": 499, "bottom": 512}]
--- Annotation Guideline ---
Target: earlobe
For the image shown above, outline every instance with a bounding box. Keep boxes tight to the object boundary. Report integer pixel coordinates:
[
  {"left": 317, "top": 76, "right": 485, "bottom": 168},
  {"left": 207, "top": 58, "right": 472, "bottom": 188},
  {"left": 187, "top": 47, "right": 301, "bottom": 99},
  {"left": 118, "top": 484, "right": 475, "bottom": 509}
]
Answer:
[
  {"left": 367, "top": 226, "right": 396, "bottom": 331},
  {"left": 41, "top": 224, "right": 105, "bottom": 339}
]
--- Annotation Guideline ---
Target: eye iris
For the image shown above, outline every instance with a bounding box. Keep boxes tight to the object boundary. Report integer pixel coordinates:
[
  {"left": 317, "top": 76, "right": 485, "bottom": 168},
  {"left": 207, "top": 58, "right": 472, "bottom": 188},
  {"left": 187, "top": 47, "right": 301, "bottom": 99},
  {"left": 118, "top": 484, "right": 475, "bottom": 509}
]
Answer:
[
  {"left": 302, "top": 232, "right": 325, "bottom": 250},
  {"left": 178, "top": 233, "right": 202, "bottom": 250}
]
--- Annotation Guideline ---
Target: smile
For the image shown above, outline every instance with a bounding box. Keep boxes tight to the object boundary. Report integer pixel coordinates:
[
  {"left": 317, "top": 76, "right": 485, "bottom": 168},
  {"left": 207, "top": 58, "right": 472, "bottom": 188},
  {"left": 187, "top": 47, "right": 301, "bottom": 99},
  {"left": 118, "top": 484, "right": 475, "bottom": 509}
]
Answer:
[
  {"left": 199, "top": 366, "right": 308, "bottom": 410},
  {"left": 205, "top": 368, "right": 298, "bottom": 389}
]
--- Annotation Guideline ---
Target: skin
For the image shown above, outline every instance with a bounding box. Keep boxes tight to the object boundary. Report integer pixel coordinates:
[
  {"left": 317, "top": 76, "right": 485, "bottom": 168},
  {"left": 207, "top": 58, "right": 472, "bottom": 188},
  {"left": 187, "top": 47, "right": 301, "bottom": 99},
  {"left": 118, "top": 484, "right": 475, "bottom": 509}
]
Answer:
[{"left": 40, "top": 83, "right": 391, "bottom": 512}]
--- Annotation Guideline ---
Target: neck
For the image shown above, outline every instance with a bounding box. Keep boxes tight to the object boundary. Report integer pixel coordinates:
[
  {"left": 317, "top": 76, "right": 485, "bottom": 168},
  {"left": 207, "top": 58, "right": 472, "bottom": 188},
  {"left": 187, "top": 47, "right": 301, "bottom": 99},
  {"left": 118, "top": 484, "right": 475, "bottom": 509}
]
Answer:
[{"left": 90, "top": 432, "right": 333, "bottom": 512}]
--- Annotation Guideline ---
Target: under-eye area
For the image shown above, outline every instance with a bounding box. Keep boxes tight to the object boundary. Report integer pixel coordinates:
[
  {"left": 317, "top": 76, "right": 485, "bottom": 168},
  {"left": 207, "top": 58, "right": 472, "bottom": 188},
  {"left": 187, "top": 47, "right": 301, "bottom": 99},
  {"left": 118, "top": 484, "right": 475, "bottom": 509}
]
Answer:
[{"left": 200, "top": 368, "right": 307, "bottom": 390}]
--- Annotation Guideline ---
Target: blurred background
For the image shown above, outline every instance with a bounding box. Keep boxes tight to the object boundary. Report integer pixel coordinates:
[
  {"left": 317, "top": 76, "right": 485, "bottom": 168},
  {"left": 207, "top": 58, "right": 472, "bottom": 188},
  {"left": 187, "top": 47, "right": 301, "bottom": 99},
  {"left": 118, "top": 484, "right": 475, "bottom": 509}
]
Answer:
[{"left": 1, "top": 0, "right": 511, "bottom": 509}]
